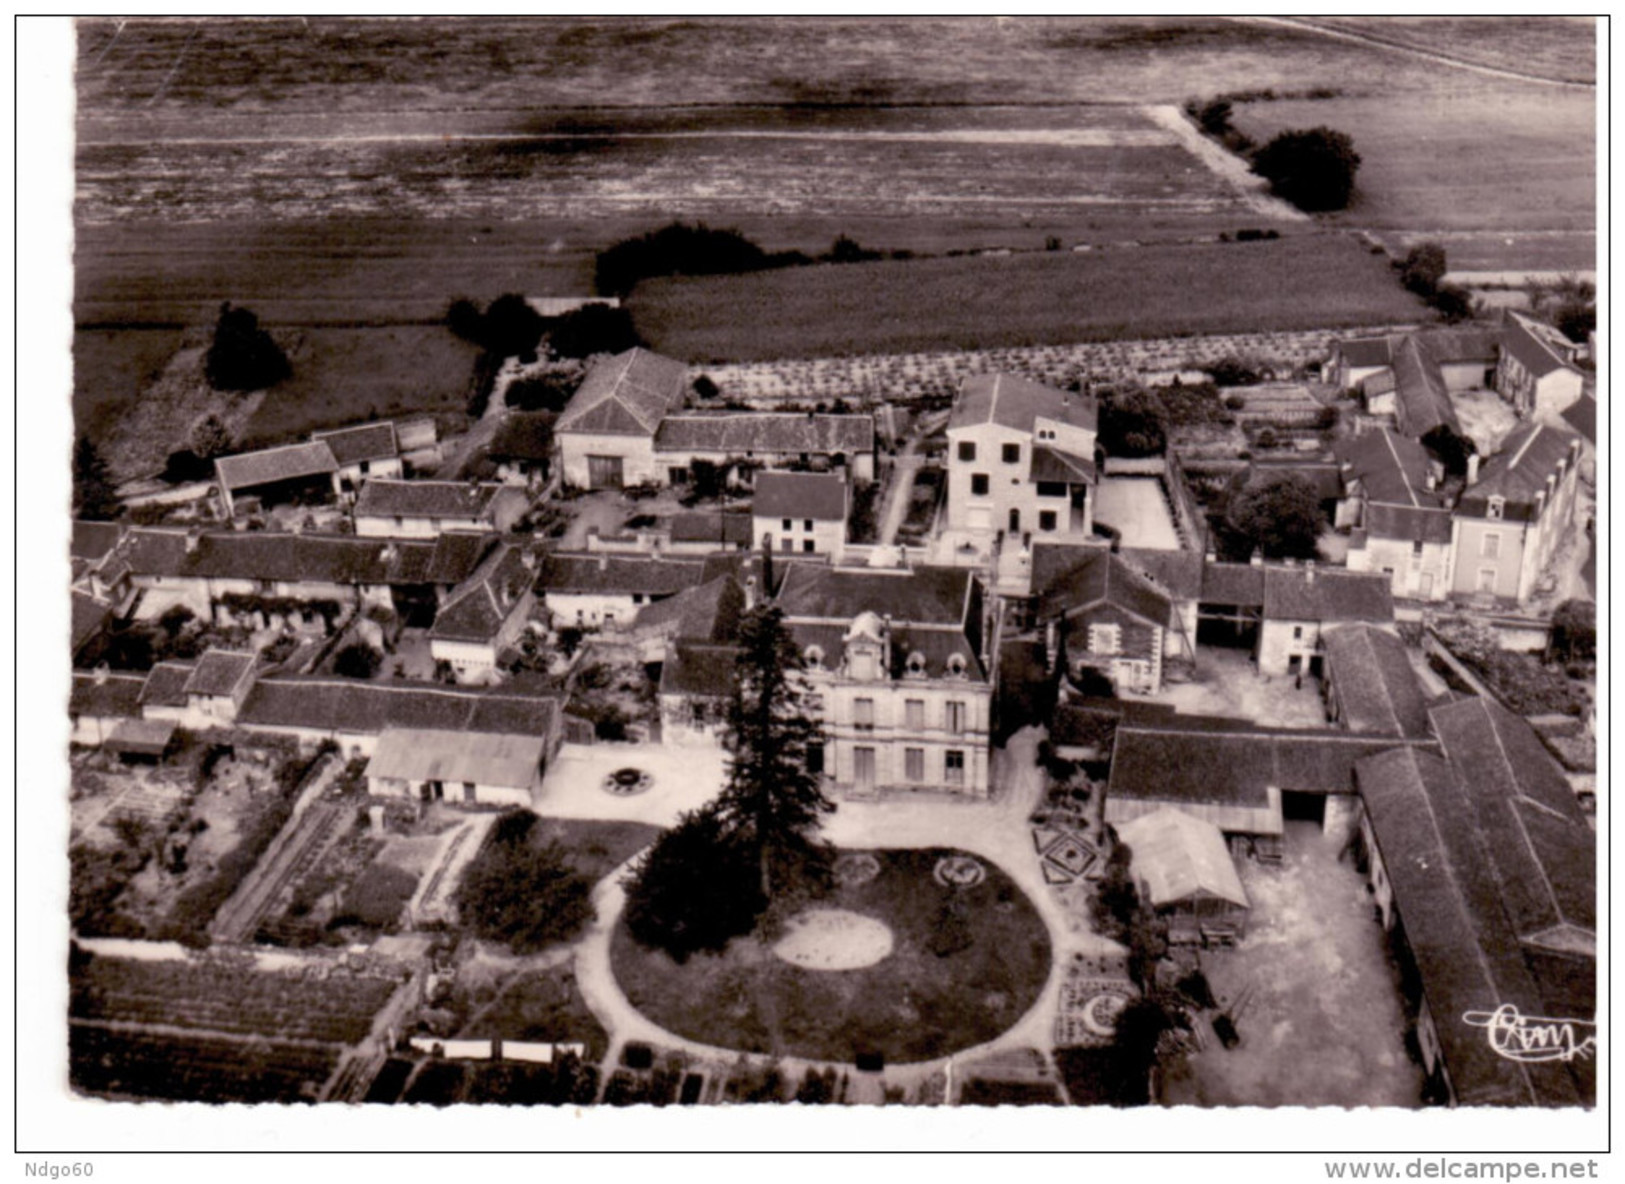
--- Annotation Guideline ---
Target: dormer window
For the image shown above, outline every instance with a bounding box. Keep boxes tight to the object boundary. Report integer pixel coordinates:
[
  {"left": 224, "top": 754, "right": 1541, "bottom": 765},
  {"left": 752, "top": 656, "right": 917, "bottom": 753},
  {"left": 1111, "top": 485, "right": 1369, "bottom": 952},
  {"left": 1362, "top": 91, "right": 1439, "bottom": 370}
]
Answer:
[
  {"left": 804, "top": 645, "right": 824, "bottom": 670},
  {"left": 1486, "top": 496, "right": 1505, "bottom": 521},
  {"left": 945, "top": 653, "right": 967, "bottom": 679},
  {"left": 905, "top": 651, "right": 927, "bottom": 677}
]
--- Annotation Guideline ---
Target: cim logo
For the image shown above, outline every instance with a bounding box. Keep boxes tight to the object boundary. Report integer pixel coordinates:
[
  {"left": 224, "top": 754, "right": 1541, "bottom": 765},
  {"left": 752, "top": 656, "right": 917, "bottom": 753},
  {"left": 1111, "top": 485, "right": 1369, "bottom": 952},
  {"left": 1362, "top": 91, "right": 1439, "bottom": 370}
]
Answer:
[{"left": 1463, "top": 1004, "right": 1597, "bottom": 1064}]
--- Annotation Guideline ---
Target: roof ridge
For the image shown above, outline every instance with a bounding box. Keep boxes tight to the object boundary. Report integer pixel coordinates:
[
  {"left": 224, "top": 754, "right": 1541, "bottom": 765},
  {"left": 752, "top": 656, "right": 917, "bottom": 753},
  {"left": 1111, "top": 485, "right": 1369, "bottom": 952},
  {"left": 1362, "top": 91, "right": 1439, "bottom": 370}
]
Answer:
[
  {"left": 1381, "top": 429, "right": 1423, "bottom": 508},
  {"left": 1506, "top": 423, "right": 1544, "bottom": 471}
]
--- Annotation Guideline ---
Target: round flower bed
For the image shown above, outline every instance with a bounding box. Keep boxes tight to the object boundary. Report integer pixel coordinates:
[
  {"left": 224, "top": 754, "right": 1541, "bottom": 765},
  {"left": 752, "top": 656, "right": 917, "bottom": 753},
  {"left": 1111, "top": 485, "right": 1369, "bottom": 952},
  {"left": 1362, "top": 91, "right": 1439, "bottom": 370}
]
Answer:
[
  {"left": 933, "top": 854, "right": 986, "bottom": 888},
  {"left": 832, "top": 852, "right": 881, "bottom": 887},
  {"left": 602, "top": 768, "right": 653, "bottom": 797}
]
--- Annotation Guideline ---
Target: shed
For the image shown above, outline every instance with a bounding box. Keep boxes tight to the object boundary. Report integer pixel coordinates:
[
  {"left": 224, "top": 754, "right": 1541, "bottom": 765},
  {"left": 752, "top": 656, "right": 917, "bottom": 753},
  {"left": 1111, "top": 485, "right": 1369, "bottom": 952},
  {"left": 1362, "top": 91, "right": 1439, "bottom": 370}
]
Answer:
[
  {"left": 366, "top": 726, "right": 546, "bottom": 807},
  {"left": 1116, "top": 807, "right": 1249, "bottom": 943}
]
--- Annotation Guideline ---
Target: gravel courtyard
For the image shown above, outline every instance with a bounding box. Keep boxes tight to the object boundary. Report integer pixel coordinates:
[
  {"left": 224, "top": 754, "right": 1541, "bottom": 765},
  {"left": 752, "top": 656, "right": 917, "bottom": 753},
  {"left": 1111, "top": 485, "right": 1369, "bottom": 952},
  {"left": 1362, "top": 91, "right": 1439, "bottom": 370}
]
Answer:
[{"left": 1092, "top": 476, "right": 1183, "bottom": 551}]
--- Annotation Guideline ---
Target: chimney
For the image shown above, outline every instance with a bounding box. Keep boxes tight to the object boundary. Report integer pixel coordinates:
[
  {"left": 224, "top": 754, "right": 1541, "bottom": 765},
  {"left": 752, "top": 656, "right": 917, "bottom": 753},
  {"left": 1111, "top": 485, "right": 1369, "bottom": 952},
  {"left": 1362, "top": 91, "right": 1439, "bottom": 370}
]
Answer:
[
  {"left": 93, "top": 663, "right": 109, "bottom": 686},
  {"left": 519, "top": 546, "right": 538, "bottom": 571},
  {"left": 185, "top": 526, "right": 204, "bottom": 554},
  {"left": 598, "top": 554, "right": 608, "bottom": 572},
  {"left": 1249, "top": 548, "right": 1264, "bottom": 567},
  {"left": 380, "top": 541, "right": 399, "bottom": 566},
  {"left": 1305, "top": 559, "right": 1316, "bottom": 585},
  {"left": 1425, "top": 471, "right": 1437, "bottom": 492},
  {"left": 1466, "top": 453, "right": 1481, "bottom": 485},
  {"left": 744, "top": 574, "right": 758, "bottom": 609}
]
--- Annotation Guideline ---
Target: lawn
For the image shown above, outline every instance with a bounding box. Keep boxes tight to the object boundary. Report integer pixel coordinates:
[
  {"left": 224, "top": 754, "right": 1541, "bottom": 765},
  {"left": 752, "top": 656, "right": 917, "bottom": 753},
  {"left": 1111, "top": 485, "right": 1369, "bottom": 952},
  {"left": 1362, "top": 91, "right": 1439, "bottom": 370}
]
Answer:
[
  {"left": 72, "top": 327, "right": 184, "bottom": 443},
  {"left": 629, "top": 234, "right": 1427, "bottom": 362},
  {"left": 459, "top": 961, "right": 611, "bottom": 1060},
  {"left": 610, "top": 847, "right": 1052, "bottom": 1064},
  {"left": 529, "top": 817, "right": 663, "bottom": 884}
]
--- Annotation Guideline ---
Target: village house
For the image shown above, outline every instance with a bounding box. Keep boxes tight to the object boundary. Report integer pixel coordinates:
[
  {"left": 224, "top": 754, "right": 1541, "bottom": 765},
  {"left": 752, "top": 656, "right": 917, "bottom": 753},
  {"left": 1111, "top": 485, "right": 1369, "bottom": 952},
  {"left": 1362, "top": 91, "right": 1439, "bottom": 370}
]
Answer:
[
  {"left": 945, "top": 373, "right": 1098, "bottom": 546},
  {"left": 751, "top": 470, "right": 849, "bottom": 557},
  {"left": 1033, "top": 546, "right": 1176, "bottom": 695},
  {"left": 1496, "top": 311, "right": 1587, "bottom": 420},
  {"left": 555, "top": 348, "right": 690, "bottom": 490},
  {"left": 1449, "top": 421, "right": 1583, "bottom": 602},
  {"left": 654, "top": 412, "right": 876, "bottom": 485},
  {"left": 1335, "top": 428, "right": 1454, "bottom": 601},
  {"left": 427, "top": 543, "right": 542, "bottom": 682},
  {"left": 1116, "top": 808, "right": 1250, "bottom": 946},
  {"left": 535, "top": 551, "right": 731, "bottom": 630},
  {"left": 68, "top": 667, "right": 147, "bottom": 747},
  {"left": 393, "top": 416, "right": 444, "bottom": 472},
  {"left": 1354, "top": 697, "right": 1594, "bottom": 1106},
  {"left": 1327, "top": 327, "right": 1499, "bottom": 439},
  {"left": 352, "top": 479, "right": 528, "bottom": 539},
  {"left": 214, "top": 441, "right": 340, "bottom": 520},
  {"left": 646, "top": 575, "right": 749, "bottom": 744},
  {"left": 108, "top": 528, "right": 492, "bottom": 631},
  {"left": 311, "top": 422, "right": 404, "bottom": 493},
  {"left": 71, "top": 591, "right": 115, "bottom": 663},
  {"left": 485, "top": 413, "right": 557, "bottom": 487},
  {"left": 772, "top": 562, "right": 993, "bottom": 798}
]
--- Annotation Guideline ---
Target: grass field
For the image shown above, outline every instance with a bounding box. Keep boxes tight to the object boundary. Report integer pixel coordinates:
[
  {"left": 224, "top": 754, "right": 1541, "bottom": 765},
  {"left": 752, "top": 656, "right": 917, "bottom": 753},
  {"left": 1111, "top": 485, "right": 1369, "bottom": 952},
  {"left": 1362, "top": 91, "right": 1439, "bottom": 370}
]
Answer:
[
  {"left": 72, "top": 327, "right": 184, "bottom": 441},
  {"left": 1300, "top": 16, "right": 1594, "bottom": 85},
  {"left": 611, "top": 847, "right": 1051, "bottom": 1064},
  {"left": 630, "top": 234, "right": 1427, "bottom": 363}
]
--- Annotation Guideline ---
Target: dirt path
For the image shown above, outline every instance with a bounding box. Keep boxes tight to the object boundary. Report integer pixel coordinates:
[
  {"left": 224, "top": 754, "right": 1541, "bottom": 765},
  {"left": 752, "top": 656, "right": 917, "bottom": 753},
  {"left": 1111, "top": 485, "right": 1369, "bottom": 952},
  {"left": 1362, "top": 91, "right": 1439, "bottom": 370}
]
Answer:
[
  {"left": 1142, "top": 105, "right": 1308, "bottom": 224},
  {"left": 876, "top": 441, "right": 924, "bottom": 547},
  {"left": 1231, "top": 16, "right": 1595, "bottom": 91}
]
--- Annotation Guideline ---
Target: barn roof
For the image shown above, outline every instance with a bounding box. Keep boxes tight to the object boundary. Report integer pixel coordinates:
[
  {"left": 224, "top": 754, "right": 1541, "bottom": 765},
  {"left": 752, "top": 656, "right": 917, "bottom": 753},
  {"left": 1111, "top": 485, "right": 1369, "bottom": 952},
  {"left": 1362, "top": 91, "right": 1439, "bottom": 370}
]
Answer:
[
  {"left": 773, "top": 562, "right": 971, "bottom": 626},
  {"left": 557, "top": 348, "right": 688, "bottom": 436},
  {"left": 353, "top": 479, "right": 509, "bottom": 522},
  {"left": 215, "top": 442, "right": 338, "bottom": 491},
  {"left": 1262, "top": 567, "right": 1394, "bottom": 624},
  {"left": 69, "top": 672, "right": 145, "bottom": 719},
  {"left": 1391, "top": 335, "right": 1462, "bottom": 438},
  {"left": 537, "top": 552, "right": 712, "bottom": 597},
  {"left": 311, "top": 422, "right": 399, "bottom": 466},
  {"left": 237, "top": 676, "right": 559, "bottom": 738},
  {"left": 1037, "top": 548, "right": 1171, "bottom": 628},
  {"left": 655, "top": 413, "right": 873, "bottom": 455},
  {"left": 1458, "top": 422, "right": 1581, "bottom": 515},
  {"left": 669, "top": 510, "right": 752, "bottom": 547},
  {"left": 1336, "top": 335, "right": 1396, "bottom": 369},
  {"left": 138, "top": 662, "right": 196, "bottom": 709},
  {"left": 948, "top": 373, "right": 1097, "bottom": 434},
  {"left": 1117, "top": 808, "right": 1249, "bottom": 910},
  {"left": 428, "top": 545, "right": 537, "bottom": 644},
  {"left": 369, "top": 727, "right": 545, "bottom": 790},
  {"left": 184, "top": 650, "right": 257, "bottom": 699},
  {"left": 1322, "top": 624, "right": 1432, "bottom": 738},
  {"left": 119, "top": 529, "right": 450, "bottom": 586},
  {"left": 1334, "top": 428, "right": 1440, "bottom": 508},
  {"left": 71, "top": 592, "right": 113, "bottom": 655}
]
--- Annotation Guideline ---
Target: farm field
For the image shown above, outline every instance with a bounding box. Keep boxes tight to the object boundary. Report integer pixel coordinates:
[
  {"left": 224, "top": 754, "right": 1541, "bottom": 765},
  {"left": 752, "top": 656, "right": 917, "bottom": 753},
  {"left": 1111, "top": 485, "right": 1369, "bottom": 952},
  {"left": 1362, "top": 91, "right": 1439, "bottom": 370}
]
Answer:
[
  {"left": 1295, "top": 16, "right": 1595, "bottom": 85},
  {"left": 630, "top": 234, "right": 1428, "bottom": 363},
  {"left": 1228, "top": 90, "right": 1595, "bottom": 268}
]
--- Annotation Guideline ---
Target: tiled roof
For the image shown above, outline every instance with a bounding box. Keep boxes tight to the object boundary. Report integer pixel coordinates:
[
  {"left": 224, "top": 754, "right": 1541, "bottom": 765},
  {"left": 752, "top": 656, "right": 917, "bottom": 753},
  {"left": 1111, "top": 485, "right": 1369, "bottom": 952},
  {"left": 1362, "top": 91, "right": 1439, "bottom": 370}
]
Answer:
[
  {"left": 368, "top": 727, "right": 545, "bottom": 789},
  {"left": 487, "top": 412, "right": 557, "bottom": 462},
  {"left": 1199, "top": 562, "right": 1266, "bottom": 607},
  {"left": 428, "top": 545, "right": 537, "bottom": 644},
  {"left": 537, "top": 552, "right": 712, "bottom": 597},
  {"left": 655, "top": 413, "right": 873, "bottom": 455},
  {"left": 71, "top": 592, "right": 113, "bottom": 654},
  {"left": 353, "top": 480, "right": 506, "bottom": 521},
  {"left": 1502, "top": 314, "right": 1577, "bottom": 379},
  {"left": 785, "top": 619, "right": 984, "bottom": 682},
  {"left": 1114, "top": 547, "right": 1205, "bottom": 602},
  {"left": 1415, "top": 326, "right": 1501, "bottom": 365},
  {"left": 69, "top": 672, "right": 145, "bottom": 719},
  {"left": 1429, "top": 697, "right": 1595, "bottom": 948},
  {"left": 1354, "top": 746, "right": 1580, "bottom": 1107},
  {"left": 311, "top": 422, "right": 399, "bottom": 466},
  {"left": 1560, "top": 393, "right": 1596, "bottom": 444},
  {"left": 184, "top": 650, "right": 257, "bottom": 698},
  {"left": 215, "top": 442, "right": 338, "bottom": 491},
  {"left": 948, "top": 373, "right": 1098, "bottom": 434},
  {"left": 120, "top": 529, "right": 446, "bottom": 587},
  {"left": 1336, "top": 336, "right": 1396, "bottom": 369},
  {"left": 237, "top": 676, "right": 560, "bottom": 738},
  {"left": 1459, "top": 422, "right": 1581, "bottom": 515},
  {"left": 641, "top": 575, "right": 745, "bottom": 643},
  {"left": 425, "top": 532, "right": 497, "bottom": 585},
  {"left": 1117, "top": 808, "right": 1248, "bottom": 910},
  {"left": 556, "top": 348, "right": 688, "bottom": 436},
  {"left": 1391, "top": 335, "right": 1462, "bottom": 437},
  {"left": 1262, "top": 567, "right": 1394, "bottom": 624},
  {"left": 71, "top": 520, "right": 125, "bottom": 564},
  {"left": 1037, "top": 548, "right": 1171, "bottom": 628},
  {"left": 1363, "top": 501, "right": 1453, "bottom": 544},
  {"left": 1334, "top": 428, "right": 1441, "bottom": 508},
  {"left": 1028, "top": 445, "right": 1096, "bottom": 485},
  {"left": 669, "top": 510, "right": 752, "bottom": 546},
  {"left": 773, "top": 563, "right": 972, "bottom": 626},
  {"left": 138, "top": 662, "right": 195, "bottom": 709},
  {"left": 752, "top": 471, "right": 849, "bottom": 522},
  {"left": 1322, "top": 624, "right": 1432, "bottom": 738}
]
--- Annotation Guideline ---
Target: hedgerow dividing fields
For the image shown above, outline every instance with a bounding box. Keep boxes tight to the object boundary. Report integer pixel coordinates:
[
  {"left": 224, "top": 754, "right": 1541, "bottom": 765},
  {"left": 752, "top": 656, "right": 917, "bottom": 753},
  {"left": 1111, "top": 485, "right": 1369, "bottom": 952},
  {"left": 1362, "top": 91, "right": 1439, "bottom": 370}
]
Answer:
[{"left": 630, "top": 234, "right": 1427, "bottom": 364}]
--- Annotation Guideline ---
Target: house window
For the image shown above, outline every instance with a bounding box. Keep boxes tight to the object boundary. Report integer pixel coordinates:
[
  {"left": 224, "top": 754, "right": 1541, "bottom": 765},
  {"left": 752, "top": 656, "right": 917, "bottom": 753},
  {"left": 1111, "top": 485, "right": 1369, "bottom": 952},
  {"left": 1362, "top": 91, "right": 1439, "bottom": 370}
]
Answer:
[
  {"left": 783, "top": 518, "right": 792, "bottom": 531},
  {"left": 1088, "top": 623, "right": 1121, "bottom": 655},
  {"left": 945, "top": 750, "right": 966, "bottom": 786},
  {"left": 958, "top": 441, "right": 976, "bottom": 462},
  {"left": 782, "top": 538, "right": 794, "bottom": 552},
  {"left": 1037, "top": 482, "right": 1067, "bottom": 498},
  {"left": 1412, "top": 539, "right": 1425, "bottom": 558},
  {"left": 1292, "top": 625, "right": 1303, "bottom": 640},
  {"left": 1481, "top": 532, "right": 1501, "bottom": 559},
  {"left": 807, "top": 742, "right": 824, "bottom": 775},
  {"left": 668, "top": 466, "right": 689, "bottom": 484},
  {"left": 1039, "top": 510, "right": 1057, "bottom": 532},
  {"left": 945, "top": 700, "right": 966, "bottom": 734},
  {"left": 854, "top": 698, "right": 875, "bottom": 731},
  {"left": 946, "top": 653, "right": 967, "bottom": 678},
  {"left": 803, "top": 539, "right": 815, "bottom": 553},
  {"left": 905, "top": 699, "right": 925, "bottom": 730},
  {"left": 1003, "top": 443, "right": 1021, "bottom": 464},
  {"left": 1487, "top": 497, "right": 1505, "bottom": 521},
  {"left": 905, "top": 748, "right": 925, "bottom": 782},
  {"left": 632, "top": 593, "right": 645, "bottom": 605},
  {"left": 805, "top": 645, "right": 824, "bottom": 669},
  {"left": 804, "top": 519, "right": 814, "bottom": 531},
  {"left": 971, "top": 473, "right": 989, "bottom": 497},
  {"left": 1477, "top": 568, "right": 1497, "bottom": 593}
]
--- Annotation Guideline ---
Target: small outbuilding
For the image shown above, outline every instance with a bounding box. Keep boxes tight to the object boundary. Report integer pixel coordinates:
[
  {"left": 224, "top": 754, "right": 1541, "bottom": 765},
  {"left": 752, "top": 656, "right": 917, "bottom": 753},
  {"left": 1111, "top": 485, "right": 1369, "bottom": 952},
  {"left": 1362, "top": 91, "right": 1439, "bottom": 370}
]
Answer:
[
  {"left": 1116, "top": 807, "right": 1249, "bottom": 945},
  {"left": 365, "top": 726, "right": 548, "bottom": 807}
]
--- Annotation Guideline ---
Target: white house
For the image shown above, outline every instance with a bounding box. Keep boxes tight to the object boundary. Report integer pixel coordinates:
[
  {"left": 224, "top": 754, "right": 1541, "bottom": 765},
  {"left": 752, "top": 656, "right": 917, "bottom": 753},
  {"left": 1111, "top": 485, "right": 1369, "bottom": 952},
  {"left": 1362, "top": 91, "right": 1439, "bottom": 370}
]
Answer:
[
  {"left": 752, "top": 471, "right": 849, "bottom": 557},
  {"left": 427, "top": 543, "right": 541, "bottom": 682},
  {"left": 536, "top": 552, "right": 723, "bottom": 630},
  {"left": 945, "top": 373, "right": 1097, "bottom": 545},
  {"left": 555, "top": 348, "right": 690, "bottom": 490},
  {"left": 365, "top": 727, "right": 548, "bottom": 807},
  {"left": 1336, "top": 429, "right": 1454, "bottom": 602},
  {"left": 1497, "top": 311, "right": 1586, "bottom": 421},
  {"left": 1449, "top": 421, "right": 1583, "bottom": 602}
]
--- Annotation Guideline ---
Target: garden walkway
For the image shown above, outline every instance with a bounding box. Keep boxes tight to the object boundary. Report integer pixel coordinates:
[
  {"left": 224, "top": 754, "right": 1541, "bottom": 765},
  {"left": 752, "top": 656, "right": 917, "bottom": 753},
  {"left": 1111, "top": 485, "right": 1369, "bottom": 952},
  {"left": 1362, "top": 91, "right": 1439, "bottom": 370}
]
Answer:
[{"left": 568, "top": 727, "right": 1122, "bottom": 1094}]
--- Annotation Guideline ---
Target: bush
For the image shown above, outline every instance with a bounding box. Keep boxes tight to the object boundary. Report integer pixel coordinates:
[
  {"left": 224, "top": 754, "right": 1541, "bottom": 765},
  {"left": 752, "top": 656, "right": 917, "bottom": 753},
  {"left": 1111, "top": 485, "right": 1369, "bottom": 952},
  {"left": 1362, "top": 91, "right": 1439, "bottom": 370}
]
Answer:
[
  {"left": 1098, "top": 386, "right": 1168, "bottom": 458},
  {"left": 162, "top": 449, "right": 215, "bottom": 484},
  {"left": 1314, "top": 404, "right": 1339, "bottom": 431},
  {"left": 596, "top": 222, "right": 808, "bottom": 297},
  {"left": 1430, "top": 284, "right": 1476, "bottom": 323},
  {"left": 548, "top": 305, "right": 641, "bottom": 359},
  {"left": 1420, "top": 423, "right": 1476, "bottom": 478},
  {"left": 455, "top": 811, "right": 596, "bottom": 953},
  {"left": 505, "top": 372, "right": 578, "bottom": 413},
  {"left": 692, "top": 374, "right": 719, "bottom": 400},
  {"left": 333, "top": 642, "right": 382, "bottom": 680},
  {"left": 1210, "top": 356, "right": 1261, "bottom": 387},
  {"left": 205, "top": 303, "right": 290, "bottom": 391},
  {"left": 1549, "top": 600, "right": 1596, "bottom": 665},
  {"left": 1398, "top": 242, "right": 1448, "bottom": 297},
  {"left": 1223, "top": 471, "right": 1323, "bottom": 561},
  {"left": 334, "top": 863, "right": 418, "bottom": 931},
  {"left": 1250, "top": 126, "right": 1362, "bottom": 212}
]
